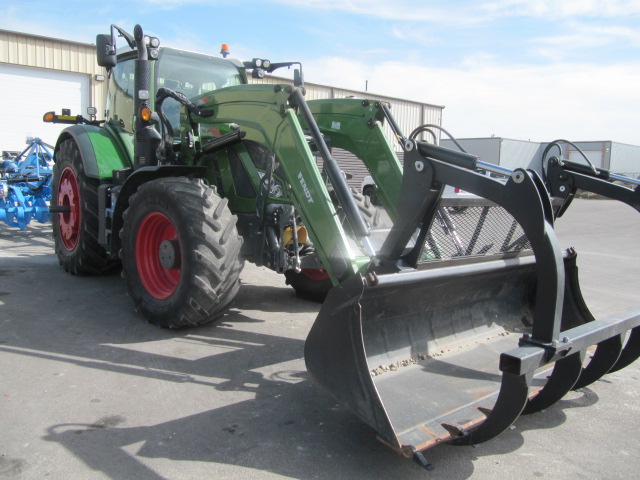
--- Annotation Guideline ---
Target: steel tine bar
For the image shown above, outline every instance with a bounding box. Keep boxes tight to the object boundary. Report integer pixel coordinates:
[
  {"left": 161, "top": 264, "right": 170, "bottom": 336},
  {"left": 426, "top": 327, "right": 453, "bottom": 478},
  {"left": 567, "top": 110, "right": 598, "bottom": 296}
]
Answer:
[
  {"left": 573, "top": 335, "right": 623, "bottom": 390},
  {"left": 522, "top": 351, "right": 583, "bottom": 414},
  {"left": 608, "top": 326, "right": 640, "bottom": 373},
  {"left": 451, "top": 371, "right": 532, "bottom": 446}
]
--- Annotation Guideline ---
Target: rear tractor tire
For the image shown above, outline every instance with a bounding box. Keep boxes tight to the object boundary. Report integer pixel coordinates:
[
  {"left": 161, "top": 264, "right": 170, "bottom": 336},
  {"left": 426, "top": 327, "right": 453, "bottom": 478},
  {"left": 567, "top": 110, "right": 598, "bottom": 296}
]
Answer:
[
  {"left": 332, "top": 188, "right": 380, "bottom": 235},
  {"left": 120, "top": 177, "right": 244, "bottom": 328},
  {"left": 51, "top": 139, "right": 120, "bottom": 275}
]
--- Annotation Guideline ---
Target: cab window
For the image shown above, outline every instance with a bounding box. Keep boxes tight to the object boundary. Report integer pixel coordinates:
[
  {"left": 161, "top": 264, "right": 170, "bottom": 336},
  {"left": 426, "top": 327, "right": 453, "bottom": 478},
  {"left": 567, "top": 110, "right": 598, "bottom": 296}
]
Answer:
[
  {"left": 156, "top": 48, "right": 245, "bottom": 135},
  {"left": 106, "top": 58, "right": 135, "bottom": 132}
]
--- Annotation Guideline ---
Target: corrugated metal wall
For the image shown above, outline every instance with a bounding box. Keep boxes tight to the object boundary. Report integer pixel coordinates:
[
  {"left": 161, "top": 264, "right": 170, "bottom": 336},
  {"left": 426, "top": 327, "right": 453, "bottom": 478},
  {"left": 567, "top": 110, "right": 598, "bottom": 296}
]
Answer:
[
  {"left": 500, "top": 139, "right": 545, "bottom": 173},
  {"left": 562, "top": 141, "right": 640, "bottom": 177},
  {"left": 0, "top": 29, "right": 107, "bottom": 118},
  {"left": 566, "top": 141, "right": 609, "bottom": 170},
  {"left": 441, "top": 137, "right": 545, "bottom": 173},
  {"left": 441, "top": 137, "right": 502, "bottom": 164},
  {"left": 609, "top": 142, "right": 640, "bottom": 177}
]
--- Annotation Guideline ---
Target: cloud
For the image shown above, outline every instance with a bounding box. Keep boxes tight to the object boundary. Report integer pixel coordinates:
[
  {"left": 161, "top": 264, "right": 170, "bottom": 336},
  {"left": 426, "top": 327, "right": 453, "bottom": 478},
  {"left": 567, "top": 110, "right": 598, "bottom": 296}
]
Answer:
[
  {"left": 274, "top": 0, "right": 640, "bottom": 24},
  {"left": 481, "top": 0, "right": 640, "bottom": 18},
  {"left": 390, "top": 25, "right": 439, "bottom": 47},
  {"left": 271, "top": 0, "right": 498, "bottom": 25},
  {"left": 142, "top": 0, "right": 207, "bottom": 7},
  {"left": 305, "top": 57, "right": 640, "bottom": 144},
  {"left": 531, "top": 22, "right": 640, "bottom": 61}
]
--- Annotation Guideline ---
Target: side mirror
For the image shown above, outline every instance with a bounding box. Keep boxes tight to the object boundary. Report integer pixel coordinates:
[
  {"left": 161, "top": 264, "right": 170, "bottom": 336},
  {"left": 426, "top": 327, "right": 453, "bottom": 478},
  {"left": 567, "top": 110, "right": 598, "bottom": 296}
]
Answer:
[
  {"left": 96, "top": 34, "right": 116, "bottom": 69},
  {"left": 294, "top": 68, "right": 304, "bottom": 87}
]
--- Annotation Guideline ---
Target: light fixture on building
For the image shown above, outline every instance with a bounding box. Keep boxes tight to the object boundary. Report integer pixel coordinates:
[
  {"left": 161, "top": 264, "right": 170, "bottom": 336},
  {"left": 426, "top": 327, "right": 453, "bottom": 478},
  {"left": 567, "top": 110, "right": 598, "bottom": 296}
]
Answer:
[{"left": 94, "top": 74, "right": 105, "bottom": 82}]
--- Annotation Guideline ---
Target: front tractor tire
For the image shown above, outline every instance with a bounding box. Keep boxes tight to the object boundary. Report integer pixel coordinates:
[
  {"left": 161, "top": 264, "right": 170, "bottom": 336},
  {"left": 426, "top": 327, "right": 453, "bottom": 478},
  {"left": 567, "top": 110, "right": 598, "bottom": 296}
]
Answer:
[
  {"left": 120, "top": 177, "right": 244, "bottom": 328},
  {"left": 51, "top": 139, "right": 120, "bottom": 275}
]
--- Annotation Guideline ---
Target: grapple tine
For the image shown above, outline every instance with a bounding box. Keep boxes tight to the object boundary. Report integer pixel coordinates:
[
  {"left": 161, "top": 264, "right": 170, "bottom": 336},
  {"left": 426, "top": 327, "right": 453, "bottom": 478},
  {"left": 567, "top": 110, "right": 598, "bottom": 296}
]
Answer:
[
  {"left": 558, "top": 250, "right": 624, "bottom": 390},
  {"left": 573, "top": 335, "right": 623, "bottom": 390},
  {"left": 452, "top": 371, "right": 532, "bottom": 445},
  {"left": 522, "top": 351, "right": 583, "bottom": 414},
  {"left": 608, "top": 326, "right": 640, "bottom": 373}
]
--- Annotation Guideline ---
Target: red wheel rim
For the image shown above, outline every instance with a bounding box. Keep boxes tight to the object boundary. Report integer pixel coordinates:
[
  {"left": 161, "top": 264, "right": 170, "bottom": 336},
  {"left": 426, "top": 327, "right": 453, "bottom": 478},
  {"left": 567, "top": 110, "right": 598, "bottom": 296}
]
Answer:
[
  {"left": 57, "top": 166, "right": 81, "bottom": 251},
  {"left": 135, "top": 212, "right": 181, "bottom": 299},
  {"left": 301, "top": 268, "right": 329, "bottom": 281}
]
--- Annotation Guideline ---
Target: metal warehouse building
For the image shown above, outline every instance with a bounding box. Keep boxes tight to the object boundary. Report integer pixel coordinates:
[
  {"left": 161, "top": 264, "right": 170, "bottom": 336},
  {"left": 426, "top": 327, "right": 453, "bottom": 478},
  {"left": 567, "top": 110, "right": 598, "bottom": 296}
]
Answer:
[{"left": 0, "top": 29, "right": 443, "bottom": 188}]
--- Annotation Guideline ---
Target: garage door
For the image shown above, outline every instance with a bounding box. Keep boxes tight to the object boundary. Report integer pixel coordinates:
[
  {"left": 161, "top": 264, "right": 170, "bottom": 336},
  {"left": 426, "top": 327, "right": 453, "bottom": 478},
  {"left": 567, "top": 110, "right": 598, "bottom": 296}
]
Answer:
[{"left": 0, "top": 64, "right": 88, "bottom": 153}]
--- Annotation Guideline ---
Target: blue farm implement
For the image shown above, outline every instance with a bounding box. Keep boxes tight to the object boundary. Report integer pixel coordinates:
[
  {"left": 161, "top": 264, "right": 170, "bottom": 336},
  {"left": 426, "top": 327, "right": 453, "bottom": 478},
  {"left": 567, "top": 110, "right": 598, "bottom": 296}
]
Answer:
[{"left": 1, "top": 137, "right": 54, "bottom": 229}]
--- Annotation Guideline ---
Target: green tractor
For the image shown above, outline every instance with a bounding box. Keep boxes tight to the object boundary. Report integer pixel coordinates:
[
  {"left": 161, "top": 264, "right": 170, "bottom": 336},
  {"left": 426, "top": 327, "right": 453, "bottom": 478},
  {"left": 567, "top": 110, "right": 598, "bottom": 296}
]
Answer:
[
  {"left": 46, "top": 24, "right": 379, "bottom": 326},
  {"left": 45, "top": 24, "right": 640, "bottom": 468}
]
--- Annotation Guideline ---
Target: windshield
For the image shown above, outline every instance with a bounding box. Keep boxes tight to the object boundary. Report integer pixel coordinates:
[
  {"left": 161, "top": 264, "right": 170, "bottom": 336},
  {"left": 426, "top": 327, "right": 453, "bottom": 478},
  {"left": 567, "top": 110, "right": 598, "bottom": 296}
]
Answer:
[{"left": 156, "top": 47, "right": 246, "bottom": 134}]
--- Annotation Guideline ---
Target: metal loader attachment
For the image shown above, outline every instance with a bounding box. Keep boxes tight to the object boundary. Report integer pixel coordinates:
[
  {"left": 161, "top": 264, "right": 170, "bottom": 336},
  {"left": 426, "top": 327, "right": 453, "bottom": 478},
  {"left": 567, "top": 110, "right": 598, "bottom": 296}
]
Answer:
[
  {"left": 543, "top": 144, "right": 640, "bottom": 384},
  {"left": 305, "top": 138, "right": 640, "bottom": 467}
]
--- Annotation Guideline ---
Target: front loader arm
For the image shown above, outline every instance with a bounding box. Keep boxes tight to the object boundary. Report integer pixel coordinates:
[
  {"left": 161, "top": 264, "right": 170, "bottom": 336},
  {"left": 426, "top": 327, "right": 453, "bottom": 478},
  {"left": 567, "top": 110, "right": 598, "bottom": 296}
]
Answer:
[
  {"left": 306, "top": 99, "right": 404, "bottom": 219},
  {"left": 189, "top": 84, "right": 371, "bottom": 283}
]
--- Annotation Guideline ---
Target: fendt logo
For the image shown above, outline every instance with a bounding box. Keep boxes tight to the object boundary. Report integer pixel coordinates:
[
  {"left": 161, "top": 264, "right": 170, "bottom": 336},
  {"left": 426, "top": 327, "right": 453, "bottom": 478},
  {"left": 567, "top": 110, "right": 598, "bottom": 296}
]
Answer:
[{"left": 297, "top": 172, "right": 314, "bottom": 203}]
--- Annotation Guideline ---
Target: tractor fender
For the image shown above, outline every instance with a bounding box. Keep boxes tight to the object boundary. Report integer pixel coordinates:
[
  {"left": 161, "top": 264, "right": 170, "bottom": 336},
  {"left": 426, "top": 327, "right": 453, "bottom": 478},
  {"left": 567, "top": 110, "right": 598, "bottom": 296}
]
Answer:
[
  {"left": 109, "top": 165, "right": 208, "bottom": 258},
  {"left": 54, "top": 125, "right": 132, "bottom": 180}
]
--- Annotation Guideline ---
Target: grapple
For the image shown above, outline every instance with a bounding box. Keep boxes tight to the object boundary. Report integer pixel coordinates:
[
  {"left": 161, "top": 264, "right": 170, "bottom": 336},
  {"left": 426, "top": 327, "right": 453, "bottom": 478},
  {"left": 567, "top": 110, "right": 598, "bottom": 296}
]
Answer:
[{"left": 304, "top": 140, "right": 640, "bottom": 467}]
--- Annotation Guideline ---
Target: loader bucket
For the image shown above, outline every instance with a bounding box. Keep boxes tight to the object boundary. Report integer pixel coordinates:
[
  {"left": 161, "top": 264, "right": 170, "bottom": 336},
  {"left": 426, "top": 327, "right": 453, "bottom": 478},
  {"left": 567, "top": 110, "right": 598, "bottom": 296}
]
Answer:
[
  {"left": 305, "top": 247, "right": 640, "bottom": 459},
  {"left": 305, "top": 253, "right": 542, "bottom": 456}
]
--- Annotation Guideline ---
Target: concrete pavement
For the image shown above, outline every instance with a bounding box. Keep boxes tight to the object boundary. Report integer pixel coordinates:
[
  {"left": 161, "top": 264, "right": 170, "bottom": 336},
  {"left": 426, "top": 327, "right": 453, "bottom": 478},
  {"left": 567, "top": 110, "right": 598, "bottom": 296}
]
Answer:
[{"left": 1, "top": 198, "right": 639, "bottom": 479}]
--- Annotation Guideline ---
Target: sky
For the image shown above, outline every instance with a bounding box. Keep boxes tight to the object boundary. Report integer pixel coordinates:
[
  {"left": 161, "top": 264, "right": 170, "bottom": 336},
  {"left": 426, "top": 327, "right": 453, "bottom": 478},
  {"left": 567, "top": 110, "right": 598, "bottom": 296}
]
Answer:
[{"left": 2, "top": 0, "right": 640, "bottom": 144}]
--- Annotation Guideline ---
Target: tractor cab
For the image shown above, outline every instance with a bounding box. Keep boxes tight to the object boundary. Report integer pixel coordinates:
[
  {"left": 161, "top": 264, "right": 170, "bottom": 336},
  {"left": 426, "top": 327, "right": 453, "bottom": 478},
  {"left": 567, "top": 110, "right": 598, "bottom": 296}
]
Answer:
[{"left": 106, "top": 46, "right": 248, "bottom": 138}]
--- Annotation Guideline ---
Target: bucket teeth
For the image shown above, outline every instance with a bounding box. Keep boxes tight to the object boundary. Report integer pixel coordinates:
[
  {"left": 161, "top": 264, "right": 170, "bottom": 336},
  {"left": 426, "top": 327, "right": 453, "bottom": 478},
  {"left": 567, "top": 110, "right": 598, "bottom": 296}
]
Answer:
[{"left": 440, "top": 423, "right": 469, "bottom": 438}]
